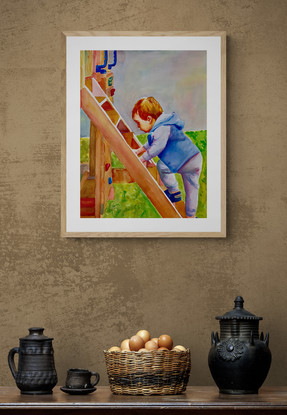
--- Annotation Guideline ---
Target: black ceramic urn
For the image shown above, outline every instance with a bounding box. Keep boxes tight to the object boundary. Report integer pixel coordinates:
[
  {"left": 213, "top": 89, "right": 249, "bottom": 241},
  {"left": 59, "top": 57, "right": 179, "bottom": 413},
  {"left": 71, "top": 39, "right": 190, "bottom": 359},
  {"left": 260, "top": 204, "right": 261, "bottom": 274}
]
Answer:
[
  {"left": 8, "top": 327, "right": 58, "bottom": 394},
  {"left": 208, "top": 296, "right": 271, "bottom": 394}
]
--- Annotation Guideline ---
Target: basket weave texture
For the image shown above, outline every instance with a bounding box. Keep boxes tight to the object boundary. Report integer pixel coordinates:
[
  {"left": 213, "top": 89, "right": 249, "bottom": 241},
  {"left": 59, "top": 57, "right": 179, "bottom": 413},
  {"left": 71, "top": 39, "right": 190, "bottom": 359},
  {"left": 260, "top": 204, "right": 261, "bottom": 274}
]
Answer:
[{"left": 104, "top": 349, "right": 191, "bottom": 395}]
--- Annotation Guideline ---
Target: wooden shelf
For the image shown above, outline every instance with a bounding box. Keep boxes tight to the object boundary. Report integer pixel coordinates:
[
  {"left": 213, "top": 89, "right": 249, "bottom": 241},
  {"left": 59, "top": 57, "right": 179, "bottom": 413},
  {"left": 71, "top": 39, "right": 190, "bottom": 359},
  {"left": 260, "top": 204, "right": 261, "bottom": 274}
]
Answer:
[{"left": 0, "top": 386, "right": 287, "bottom": 414}]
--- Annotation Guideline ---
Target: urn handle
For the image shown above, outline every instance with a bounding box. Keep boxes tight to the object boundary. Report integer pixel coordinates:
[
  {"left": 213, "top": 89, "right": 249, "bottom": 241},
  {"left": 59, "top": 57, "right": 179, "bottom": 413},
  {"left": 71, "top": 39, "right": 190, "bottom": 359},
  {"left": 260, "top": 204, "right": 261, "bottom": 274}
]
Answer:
[{"left": 8, "top": 347, "right": 20, "bottom": 379}]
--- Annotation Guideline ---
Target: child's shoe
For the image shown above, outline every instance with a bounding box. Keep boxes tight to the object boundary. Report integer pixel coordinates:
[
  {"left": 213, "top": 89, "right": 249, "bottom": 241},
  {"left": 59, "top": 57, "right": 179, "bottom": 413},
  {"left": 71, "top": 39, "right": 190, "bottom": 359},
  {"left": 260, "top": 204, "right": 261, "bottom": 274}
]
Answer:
[{"left": 164, "top": 189, "right": 182, "bottom": 203}]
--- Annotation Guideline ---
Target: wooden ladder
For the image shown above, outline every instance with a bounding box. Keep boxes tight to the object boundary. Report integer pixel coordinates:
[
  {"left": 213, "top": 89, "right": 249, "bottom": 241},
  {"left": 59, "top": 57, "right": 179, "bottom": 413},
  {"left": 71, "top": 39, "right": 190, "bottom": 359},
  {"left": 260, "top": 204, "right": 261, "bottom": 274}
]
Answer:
[{"left": 81, "top": 82, "right": 182, "bottom": 218}]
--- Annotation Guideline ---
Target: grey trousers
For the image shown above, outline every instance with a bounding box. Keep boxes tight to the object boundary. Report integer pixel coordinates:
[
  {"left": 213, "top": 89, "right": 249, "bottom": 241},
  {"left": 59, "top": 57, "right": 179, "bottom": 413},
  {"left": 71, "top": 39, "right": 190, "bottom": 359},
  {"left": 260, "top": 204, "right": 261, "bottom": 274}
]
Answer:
[{"left": 157, "top": 152, "right": 202, "bottom": 216}]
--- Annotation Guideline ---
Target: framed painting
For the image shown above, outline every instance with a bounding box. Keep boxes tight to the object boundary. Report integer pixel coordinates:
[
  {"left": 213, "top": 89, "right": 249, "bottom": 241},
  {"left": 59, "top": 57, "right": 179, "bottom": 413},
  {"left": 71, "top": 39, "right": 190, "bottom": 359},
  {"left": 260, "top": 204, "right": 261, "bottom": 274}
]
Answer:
[{"left": 61, "top": 31, "right": 226, "bottom": 237}]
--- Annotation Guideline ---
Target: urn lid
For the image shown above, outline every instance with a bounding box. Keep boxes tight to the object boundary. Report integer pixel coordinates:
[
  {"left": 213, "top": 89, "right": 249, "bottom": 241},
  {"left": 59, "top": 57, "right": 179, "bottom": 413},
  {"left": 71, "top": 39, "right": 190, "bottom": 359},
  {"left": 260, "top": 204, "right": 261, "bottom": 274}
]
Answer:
[
  {"left": 216, "top": 296, "right": 263, "bottom": 321},
  {"left": 20, "top": 327, "right": 53, "bottom": 341}
]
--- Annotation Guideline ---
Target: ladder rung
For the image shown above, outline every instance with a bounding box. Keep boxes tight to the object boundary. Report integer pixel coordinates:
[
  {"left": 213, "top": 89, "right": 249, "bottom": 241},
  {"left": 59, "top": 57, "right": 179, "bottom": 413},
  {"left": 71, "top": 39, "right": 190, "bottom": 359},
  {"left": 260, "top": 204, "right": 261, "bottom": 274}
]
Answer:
[
  {"left": 99, "top": 98, "right": 107, "bottom": 106},
  {"left": 117, "top": 119, "right": 130, "bottom": 134},
  {"left": 101, "top": 100, "right": 114, "bottom": 112},
  {"left": 95, "top": 97, "right": 105, "bottom": 103}
]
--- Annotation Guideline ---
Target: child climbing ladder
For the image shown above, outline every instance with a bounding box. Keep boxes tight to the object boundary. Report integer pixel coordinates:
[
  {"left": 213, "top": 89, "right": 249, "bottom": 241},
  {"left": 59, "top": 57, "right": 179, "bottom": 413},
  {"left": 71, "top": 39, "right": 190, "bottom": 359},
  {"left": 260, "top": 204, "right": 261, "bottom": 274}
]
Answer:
[{"left": 80, "top": 50, "right": 185, "bottom": 219}]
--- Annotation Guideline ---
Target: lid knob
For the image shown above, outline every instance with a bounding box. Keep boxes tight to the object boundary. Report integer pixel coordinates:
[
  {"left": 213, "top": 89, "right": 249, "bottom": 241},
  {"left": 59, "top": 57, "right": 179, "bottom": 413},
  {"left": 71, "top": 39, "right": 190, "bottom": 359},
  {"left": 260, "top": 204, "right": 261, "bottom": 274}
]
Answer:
[
  {"left": 216, "top": 296, "right": 262, "bottom": 321},
  {"left": 234, "top": 296, "right": 244, "bottom": 309},
  {"left": 28, "top": 328, "right": 44, "bottom": 336},
  {"left": 20, "top": 327, "right": 53, "bottom": 342}
]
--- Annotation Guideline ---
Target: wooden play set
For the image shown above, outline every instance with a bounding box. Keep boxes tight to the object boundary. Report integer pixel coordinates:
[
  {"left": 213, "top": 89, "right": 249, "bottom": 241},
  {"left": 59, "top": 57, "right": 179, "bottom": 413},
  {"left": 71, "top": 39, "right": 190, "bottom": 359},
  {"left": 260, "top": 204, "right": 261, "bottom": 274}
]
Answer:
[{"left": 80, "top": 50, "right": 186, "bottom": 218}]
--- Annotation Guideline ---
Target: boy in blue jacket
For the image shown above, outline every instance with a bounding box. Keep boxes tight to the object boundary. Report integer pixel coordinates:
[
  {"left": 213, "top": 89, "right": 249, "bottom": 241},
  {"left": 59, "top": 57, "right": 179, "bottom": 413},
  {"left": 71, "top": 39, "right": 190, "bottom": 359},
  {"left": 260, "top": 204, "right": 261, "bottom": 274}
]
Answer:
[{"left": 132, "top": 97, "right": 202, "bottom": 218}]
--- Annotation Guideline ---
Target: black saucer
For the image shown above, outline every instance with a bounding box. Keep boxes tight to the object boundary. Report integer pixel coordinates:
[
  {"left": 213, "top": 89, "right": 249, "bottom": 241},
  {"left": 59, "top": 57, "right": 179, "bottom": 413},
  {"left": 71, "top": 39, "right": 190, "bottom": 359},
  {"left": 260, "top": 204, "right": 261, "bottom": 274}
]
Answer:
[{"left": 60, "top": 386, "right": 96, "bottom": 395}]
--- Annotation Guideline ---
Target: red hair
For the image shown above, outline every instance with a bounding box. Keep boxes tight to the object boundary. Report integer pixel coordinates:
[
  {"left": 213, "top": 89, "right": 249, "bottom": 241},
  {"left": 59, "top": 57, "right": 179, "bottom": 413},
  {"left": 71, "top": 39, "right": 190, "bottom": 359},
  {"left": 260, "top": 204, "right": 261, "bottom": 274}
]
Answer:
[{"left": 132, "top": 97, "right": 163, "bottom": 121}]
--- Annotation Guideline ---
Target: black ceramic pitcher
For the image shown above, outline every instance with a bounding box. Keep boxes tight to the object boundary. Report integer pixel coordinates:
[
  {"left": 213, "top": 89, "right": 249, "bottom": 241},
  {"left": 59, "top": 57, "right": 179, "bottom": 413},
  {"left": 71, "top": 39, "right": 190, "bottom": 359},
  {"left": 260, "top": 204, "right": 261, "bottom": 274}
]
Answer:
[
  {"left": 8, "top": 327, "right": 58, "bottom": 394},
  {"left": 208, "top": 296, "right": 272, "bottom": 394}
]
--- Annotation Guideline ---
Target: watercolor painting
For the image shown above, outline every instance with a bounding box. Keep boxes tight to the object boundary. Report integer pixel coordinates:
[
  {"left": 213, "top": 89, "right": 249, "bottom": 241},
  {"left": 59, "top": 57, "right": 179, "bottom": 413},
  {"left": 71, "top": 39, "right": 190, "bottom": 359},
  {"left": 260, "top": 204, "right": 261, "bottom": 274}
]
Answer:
[
  {"left": 63, "top": 33, "right": 225, "bottom": 236},
  {"left": 80, "top": 49, "right": 207, "bottom": 219}
]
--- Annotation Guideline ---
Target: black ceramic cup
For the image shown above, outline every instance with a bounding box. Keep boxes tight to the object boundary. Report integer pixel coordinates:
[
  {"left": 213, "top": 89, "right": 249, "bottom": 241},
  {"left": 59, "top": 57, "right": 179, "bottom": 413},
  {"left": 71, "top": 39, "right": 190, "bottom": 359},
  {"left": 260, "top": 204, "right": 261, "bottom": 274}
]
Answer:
[{"left": 65, "top": 368, "right": 100, "bottom": 389}]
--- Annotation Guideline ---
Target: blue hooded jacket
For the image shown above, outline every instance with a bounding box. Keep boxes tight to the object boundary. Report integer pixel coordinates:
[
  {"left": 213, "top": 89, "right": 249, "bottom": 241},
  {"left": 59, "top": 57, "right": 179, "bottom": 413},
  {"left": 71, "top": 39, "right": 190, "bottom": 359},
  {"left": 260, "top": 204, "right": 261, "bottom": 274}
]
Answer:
[{"left": 143, "top": 112, "right": 200, "bottom": 173}]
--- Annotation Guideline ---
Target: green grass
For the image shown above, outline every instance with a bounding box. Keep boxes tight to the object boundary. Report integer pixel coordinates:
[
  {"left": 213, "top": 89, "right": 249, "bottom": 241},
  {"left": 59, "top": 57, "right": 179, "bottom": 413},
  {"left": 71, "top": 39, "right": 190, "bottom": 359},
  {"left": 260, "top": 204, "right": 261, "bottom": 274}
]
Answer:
[
  {"left": 80, "top": 137, "right": 89, "bottom": 163},
  {"left": 102, "top": 183, "right": 161, "bottom": 218},
  {"left": 80, "top": 130, "right": 207, "bottom": 218}
]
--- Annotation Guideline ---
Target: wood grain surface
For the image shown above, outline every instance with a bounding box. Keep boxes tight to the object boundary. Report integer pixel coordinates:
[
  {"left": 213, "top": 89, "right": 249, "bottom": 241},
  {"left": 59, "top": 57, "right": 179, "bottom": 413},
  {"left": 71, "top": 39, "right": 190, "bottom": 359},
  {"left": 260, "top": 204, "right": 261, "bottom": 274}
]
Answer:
[{"left": 0, "top": 386, "right": 287, "bottom": 414}]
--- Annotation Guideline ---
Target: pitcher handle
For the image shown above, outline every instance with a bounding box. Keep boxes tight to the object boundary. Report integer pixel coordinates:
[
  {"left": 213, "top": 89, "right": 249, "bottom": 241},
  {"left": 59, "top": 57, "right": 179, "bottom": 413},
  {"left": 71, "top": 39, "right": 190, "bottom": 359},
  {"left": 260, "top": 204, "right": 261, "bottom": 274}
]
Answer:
[
  {"left": 8, "top": 347, "right": 20, "bottom": 379},
  {"left": 90, "top": 371, "right": 100, "bottom": 387}
]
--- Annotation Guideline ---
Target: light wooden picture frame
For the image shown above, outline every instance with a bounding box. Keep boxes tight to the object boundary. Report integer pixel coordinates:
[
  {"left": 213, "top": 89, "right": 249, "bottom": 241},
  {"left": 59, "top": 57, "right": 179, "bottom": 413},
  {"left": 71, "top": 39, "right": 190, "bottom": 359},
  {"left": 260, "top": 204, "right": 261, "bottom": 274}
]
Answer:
[{"left": 61, "top": 31, "right": 226, "bottom": 238}]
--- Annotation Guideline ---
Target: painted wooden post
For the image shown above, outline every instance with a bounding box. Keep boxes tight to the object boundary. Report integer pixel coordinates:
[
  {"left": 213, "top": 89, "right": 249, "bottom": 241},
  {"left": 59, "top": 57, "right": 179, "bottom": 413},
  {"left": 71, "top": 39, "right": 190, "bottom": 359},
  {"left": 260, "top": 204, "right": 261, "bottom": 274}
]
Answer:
[
  {"left": 80, "top": 51, "right": 86, "bottom": 89},
  {"left": 89, "top": 123, "right": 96, "bottom": 177},
  {"left": 85, "top": 51, "right": 93, "bottom": 77}
]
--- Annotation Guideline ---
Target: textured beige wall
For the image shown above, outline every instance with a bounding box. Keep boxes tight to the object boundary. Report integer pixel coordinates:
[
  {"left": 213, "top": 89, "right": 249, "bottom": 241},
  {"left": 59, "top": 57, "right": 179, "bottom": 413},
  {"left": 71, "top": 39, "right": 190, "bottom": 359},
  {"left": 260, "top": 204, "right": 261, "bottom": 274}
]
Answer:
[{"left": 0, "top": 0, "right": 287, "bottom": 388}]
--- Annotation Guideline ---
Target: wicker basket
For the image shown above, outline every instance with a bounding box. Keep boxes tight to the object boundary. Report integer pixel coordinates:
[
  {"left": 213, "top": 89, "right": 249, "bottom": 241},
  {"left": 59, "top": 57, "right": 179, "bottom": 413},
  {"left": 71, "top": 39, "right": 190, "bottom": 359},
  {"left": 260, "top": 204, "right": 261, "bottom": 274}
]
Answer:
[{"left": 104, "top": 349, "right": 191, "bottom": 395}]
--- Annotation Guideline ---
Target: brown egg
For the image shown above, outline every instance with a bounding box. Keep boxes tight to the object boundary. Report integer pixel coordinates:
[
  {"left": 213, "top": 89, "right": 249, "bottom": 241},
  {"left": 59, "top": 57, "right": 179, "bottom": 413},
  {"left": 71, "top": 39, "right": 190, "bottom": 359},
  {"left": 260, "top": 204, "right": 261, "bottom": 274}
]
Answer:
[
  {"left": 108, "top": 346, "right": 121, "bottom": 352},
  {"left": 173, "top": 345, "right": 187, "bottom": 352},
  {"left": 139, "top": 348, "right": 149, "bottom": 352},
  {"left": 121, "top": 339, "right": 130, "bottom": 351},
  {"left": 158, "top": 347, "right": 169, "bottom": 351},
  {"left": 136, "top": 330, "right": 150, "bottom": 343},
  {"left": 129, "top": 335, "right": 145, "bottom": 351},
  {"left": 158, "top": 334, "right": 173, "bottom": 350},
  {"left": 145, "top": 340, "right": 158, "bottom": 351},
  {"left": 151, "top": 337, "right": 158, "bottom": 347}
]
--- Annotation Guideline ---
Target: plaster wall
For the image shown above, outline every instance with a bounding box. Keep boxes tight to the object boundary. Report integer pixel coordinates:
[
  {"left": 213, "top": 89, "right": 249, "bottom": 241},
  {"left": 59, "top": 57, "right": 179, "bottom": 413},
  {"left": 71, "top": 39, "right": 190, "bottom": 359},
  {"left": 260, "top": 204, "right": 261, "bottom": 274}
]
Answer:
[{"left": 0, "top": 0, "right": 287, "bottom": 387}]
